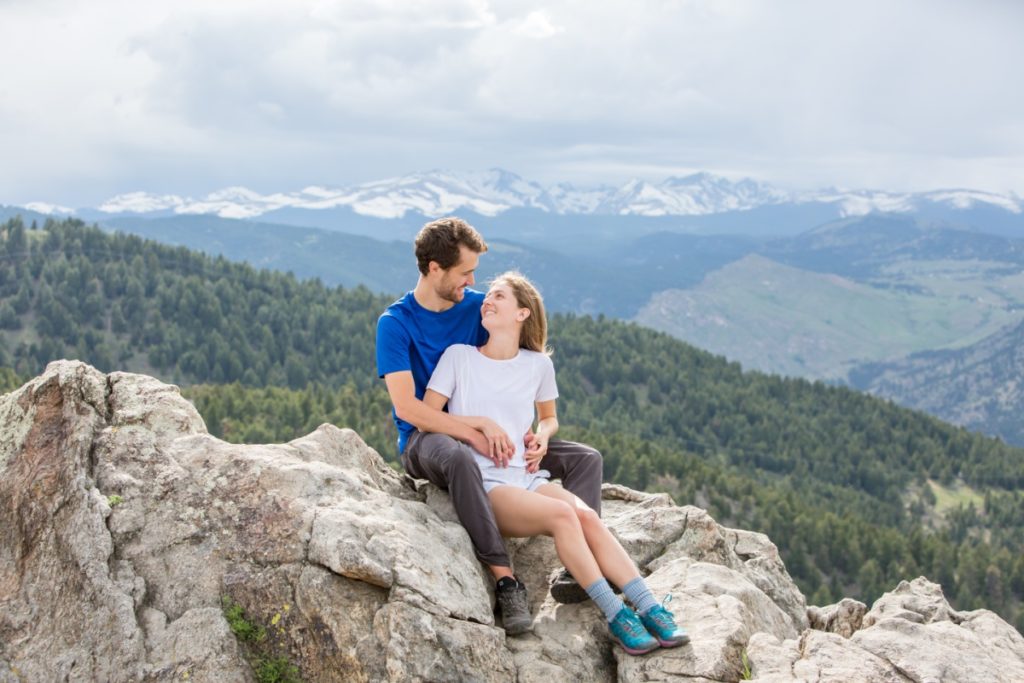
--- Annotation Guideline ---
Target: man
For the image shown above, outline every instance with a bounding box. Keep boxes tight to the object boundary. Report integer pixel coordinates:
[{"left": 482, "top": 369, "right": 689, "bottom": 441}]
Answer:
[{"left": 376, "top": 216, "right": 604, "bottom": 634}]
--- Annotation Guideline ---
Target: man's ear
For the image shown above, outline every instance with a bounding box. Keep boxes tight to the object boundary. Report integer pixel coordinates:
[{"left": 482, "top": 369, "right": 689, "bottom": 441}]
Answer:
[{"left": 428, "top": 260, "right": 442, "bottom": 275}]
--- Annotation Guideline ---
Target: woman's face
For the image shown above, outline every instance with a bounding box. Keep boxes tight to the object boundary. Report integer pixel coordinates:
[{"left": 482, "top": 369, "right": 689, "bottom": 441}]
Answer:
[{"left": 481, "top": 282, "right": 526, "bottom": 332}]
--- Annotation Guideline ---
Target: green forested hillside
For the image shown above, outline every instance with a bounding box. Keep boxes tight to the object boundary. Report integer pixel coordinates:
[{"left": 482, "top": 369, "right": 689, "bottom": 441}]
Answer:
[
  {"left": 0, "top": 216, "right": 385, "bottom": 388},
  {"left": 2, "top": 217, "right": 1023, "bottom": 631}
]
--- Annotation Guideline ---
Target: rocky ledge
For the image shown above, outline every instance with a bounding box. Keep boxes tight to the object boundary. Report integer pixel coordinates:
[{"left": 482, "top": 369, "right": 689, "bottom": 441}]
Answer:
[{"left": 1, "top": 361, "right": 1023, "bottom": 682}]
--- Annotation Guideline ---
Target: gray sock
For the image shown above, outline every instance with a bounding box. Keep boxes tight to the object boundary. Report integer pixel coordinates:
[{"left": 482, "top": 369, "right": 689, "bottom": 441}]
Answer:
[
  {"left": 585, "top": 578, "right": 623, "bottom": 622},
  {"left": 622, "top": 577, "right": 658, "bottom": 615}
]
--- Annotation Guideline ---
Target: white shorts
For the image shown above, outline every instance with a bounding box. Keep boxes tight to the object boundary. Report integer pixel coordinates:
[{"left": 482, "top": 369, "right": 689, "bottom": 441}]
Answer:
[{"left": 479, "top": 464, "right": 551, "bottom": 493}]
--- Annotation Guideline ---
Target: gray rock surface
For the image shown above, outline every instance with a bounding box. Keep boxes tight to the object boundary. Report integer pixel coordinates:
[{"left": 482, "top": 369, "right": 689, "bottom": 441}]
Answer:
[
  {"left": 807, "top": 597, "right": 866, "bottom": 638},
  {"left": 2, "top": 361, "right": 1022, "bottom": 682},
  {"left": 748, "top": 579, "right": 1024, "bottom": 682}
]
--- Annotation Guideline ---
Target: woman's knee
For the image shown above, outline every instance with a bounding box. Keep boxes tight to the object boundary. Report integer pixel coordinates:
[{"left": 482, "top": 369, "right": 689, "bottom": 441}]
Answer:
[
  {"left": 548, "top": 500, "right": 581, "bottom": 532},
  {"left": 575, "top": 506, "right": 602, "bottom": 530}
]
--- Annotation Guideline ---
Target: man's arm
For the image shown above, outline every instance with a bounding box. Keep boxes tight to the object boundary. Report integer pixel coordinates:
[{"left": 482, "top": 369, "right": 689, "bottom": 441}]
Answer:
[
  {"left": 385, "top": 371, "right": 504, "bottom": 462},
  {"left": 423, "top": 388, "right": 514, "bottom": 463}
]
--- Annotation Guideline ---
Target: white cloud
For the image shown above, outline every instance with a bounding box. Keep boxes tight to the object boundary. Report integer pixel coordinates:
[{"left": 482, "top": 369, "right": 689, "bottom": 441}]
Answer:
[
  {"left": 512, "top": 11, "right": 564, "bottom": 39},
  {"left": 1, "top": 0, "right": 1022, "bottom": 205}
]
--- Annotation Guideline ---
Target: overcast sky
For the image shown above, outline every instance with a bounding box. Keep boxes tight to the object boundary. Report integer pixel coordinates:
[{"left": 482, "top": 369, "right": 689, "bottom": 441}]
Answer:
[{"left": 1, "top": 0, "right": 1022, "bottom": 206}]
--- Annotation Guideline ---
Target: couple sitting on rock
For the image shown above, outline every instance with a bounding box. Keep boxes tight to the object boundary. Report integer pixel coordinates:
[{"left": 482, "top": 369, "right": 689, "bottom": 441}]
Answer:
[{"left": 376, "top": 217, "right": 688, "bottom": 654}]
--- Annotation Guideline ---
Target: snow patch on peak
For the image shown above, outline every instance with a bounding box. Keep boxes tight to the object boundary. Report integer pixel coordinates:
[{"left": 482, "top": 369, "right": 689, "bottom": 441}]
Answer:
[
  {"left": 832, "top": 192, "right": 914, "bottom": 217},
  {"left": 922, "top": 190, "right": 1022, "bottom": 214},
  {"left": 23, "top": 202, "right": 74, "bottom": 215},
  {"left": 99, "top": 192, "right": 186, "bottom": 214}
]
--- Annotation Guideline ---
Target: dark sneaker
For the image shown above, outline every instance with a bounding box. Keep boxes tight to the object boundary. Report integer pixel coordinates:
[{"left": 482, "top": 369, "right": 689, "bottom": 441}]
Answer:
[
  {"left": 609, "top": 606, "right": 659, "bottom": 655},
  {"left": 496, "top": 577, "right": 532, "bottom": 635},
  {"left": 550, "top": 568, "right": 589, "bottom": 604},
  {"left": 639, "top": 596, "right": 689, "bottom": 647}
]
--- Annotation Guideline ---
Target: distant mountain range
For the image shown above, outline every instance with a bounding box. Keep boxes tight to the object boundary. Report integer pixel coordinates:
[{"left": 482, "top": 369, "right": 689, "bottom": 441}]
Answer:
[{"left": 20, "top": 168, "right": 1024, "bottom": 237}]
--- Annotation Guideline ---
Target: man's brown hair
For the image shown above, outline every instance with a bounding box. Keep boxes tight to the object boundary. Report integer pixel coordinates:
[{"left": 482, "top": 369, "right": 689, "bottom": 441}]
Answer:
[{"left": 414, "top": 217, "right": 488, "bottom": 275}]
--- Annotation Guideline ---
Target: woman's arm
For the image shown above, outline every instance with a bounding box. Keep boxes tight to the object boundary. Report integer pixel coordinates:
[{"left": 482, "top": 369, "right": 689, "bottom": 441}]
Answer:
[{"left": 525, "top": 400, "right": 558, "bottom": 473}]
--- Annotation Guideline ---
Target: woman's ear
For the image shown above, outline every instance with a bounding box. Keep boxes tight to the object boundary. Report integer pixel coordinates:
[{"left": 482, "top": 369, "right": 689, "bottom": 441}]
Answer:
[{"left": 517, "top": 308, "right": 531, "bottom": 322}]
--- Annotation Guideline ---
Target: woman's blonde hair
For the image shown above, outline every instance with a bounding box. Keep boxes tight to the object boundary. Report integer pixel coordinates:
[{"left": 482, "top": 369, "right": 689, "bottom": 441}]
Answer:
[{"left": 491, "top": 271, "right": 550, "bottom": 355}]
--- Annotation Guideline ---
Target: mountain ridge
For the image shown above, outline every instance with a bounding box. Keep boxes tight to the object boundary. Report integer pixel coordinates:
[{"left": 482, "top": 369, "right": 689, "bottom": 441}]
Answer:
[
  {"left": 19, "top": 168, "right": 1024, "bottom": 227},
  {"left": 850, "top": 318, "right": 1024, "bottom": 445}
]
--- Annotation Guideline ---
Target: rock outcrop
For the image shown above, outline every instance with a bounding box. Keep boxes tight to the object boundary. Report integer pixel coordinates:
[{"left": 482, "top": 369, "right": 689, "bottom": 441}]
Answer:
[{"left": 2, "top": 361, "right": 1023, "bottom": 682}]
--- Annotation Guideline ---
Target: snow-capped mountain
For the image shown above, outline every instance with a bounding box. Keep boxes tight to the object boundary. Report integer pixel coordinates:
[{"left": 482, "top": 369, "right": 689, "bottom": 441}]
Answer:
[
  {"left": 595, "top": 173, "right": 791, "bottom": 216},
  {"left": 22, "top": 202, "right": 75, "bottom": 216},
  {"left": 805, "top": 187, "right": 1024, "bottom": 218},
  {"left": 56, "top": 169, "right": 1024, "bottom": 222}
]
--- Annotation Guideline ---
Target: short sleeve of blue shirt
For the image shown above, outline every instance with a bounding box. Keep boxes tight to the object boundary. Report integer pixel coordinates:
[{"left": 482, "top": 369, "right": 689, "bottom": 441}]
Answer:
[
  {"left": 376, "top": 314, "right": 413, "bottom": 377},
  {"left": 376, "top": 289, "right": 488, "bottom": 454}
]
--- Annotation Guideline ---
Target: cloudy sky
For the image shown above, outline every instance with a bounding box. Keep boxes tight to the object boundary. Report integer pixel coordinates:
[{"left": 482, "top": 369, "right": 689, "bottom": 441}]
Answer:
[{"left": 1, "top": 0, "right": 1022, "bottom": 206}]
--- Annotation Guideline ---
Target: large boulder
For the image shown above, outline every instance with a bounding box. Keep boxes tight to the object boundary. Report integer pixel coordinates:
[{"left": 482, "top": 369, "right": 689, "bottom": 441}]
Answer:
[
  {"left": 1, "top": 361, "right": 1022, "bottom": 682},
  {"left": 748, "top": 578, "right": 1024, "bottom": 682}
]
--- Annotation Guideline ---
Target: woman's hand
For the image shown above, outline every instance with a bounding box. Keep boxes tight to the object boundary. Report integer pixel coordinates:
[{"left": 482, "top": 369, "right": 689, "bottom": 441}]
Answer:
[{"left": 524, "top": 431, "right": 549, "bottom": 473}]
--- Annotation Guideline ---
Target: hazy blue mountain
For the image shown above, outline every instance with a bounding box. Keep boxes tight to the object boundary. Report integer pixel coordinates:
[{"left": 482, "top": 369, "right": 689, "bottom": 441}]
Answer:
[
  {"left": 100, "top": 214, "right": 412, "bottom": 292},
  {"left": 761, "top": 214, "right": 1024, "bottom": 280},
  {"left": 96, "top": 213, "right": 755, "bottom": 317},
  {"left": 849, "top": 319, "right": 1024, "bottom": 445},
  {"left": 0, "top": 206, "right": 52, "bottom": 226}
]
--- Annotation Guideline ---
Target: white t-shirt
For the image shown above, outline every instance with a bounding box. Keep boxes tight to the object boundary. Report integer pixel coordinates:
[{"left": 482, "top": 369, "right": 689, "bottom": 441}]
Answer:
[{"left": 427, "top": 344, "right": 558, "bottom": 467}]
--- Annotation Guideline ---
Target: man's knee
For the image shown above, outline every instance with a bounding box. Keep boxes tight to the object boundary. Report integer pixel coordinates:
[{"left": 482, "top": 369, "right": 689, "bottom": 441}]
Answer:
[
  {"left": 578, "top": 446, "right": 603, "bottom": 470},
  {"left": 564, "top": 444, "right": 603, "bottom": 515},
  {"left": 567, "top": 445, "right": 603, "bottom": 480}
]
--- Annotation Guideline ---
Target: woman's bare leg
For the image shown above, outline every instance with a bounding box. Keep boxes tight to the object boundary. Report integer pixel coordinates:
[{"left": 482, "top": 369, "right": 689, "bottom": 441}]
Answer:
[
  {"left": 487, "top": 486, "right": 603, "bottom": 588},
  {"left": 535, "top": 483, "right": 641, "bottom": 589}
]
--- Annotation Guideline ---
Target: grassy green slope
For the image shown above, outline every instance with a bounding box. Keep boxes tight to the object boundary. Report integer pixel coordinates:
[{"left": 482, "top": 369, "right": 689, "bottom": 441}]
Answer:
[{"left": 635, "top": 254, "right": 1024, "bottom": 379}]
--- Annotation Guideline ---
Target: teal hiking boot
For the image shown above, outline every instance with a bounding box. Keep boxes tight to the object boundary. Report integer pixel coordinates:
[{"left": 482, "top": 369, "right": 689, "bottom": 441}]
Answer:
[
  {"left": 639, "top": 595, "right": 689, "bottom": 647},
  {"left": 609, "top": 606, "right": 659, "bottom": 655}
]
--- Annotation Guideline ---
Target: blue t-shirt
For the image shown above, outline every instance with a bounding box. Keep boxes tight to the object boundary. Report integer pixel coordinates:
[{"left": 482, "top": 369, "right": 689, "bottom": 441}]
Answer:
[{"left": 376, "top": 289, "right": 488, "bottom": 455}]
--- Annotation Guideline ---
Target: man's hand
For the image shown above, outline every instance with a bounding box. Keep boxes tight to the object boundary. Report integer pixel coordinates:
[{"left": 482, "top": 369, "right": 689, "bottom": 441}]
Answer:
[
  {"left": 524, "top": 431, "right": 549, "bottom": 473},
  {"left": 467, "top": 432, "right": 491, "bottom": 462},
  {"left": 476, "top": 418, "right": 513, "bottom": 467}
]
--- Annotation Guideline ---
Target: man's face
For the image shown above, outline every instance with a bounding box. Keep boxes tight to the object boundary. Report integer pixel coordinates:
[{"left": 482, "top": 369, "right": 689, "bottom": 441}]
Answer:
[{"left": 435, "top": 246, "right": 479, "bottom": 304}]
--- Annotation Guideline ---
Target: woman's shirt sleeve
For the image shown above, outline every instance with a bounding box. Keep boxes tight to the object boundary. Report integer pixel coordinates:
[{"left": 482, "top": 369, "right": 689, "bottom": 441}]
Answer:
[
  {"left": 426, "top": 345, "right": 459, "bottom": 399},
  {"left": 535, "top": 354, "right": 558, "bottom": 402}
]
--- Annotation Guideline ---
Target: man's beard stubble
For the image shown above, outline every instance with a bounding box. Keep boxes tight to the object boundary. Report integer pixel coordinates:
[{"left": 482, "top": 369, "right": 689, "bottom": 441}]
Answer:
[{"left": 437, "top": 280, "right": 464, "bottom": 304}]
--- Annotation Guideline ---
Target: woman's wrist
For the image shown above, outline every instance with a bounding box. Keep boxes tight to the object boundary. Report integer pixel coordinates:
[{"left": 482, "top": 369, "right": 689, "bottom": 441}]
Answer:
[{"left": 536, "top": 420, "right": 558, "bottom": 439}]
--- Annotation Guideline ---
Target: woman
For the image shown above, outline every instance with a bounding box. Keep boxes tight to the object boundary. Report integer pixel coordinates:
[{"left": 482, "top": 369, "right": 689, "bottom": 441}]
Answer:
[{"left": 424, "top": 271, "right": 688, "bottom": 655}]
